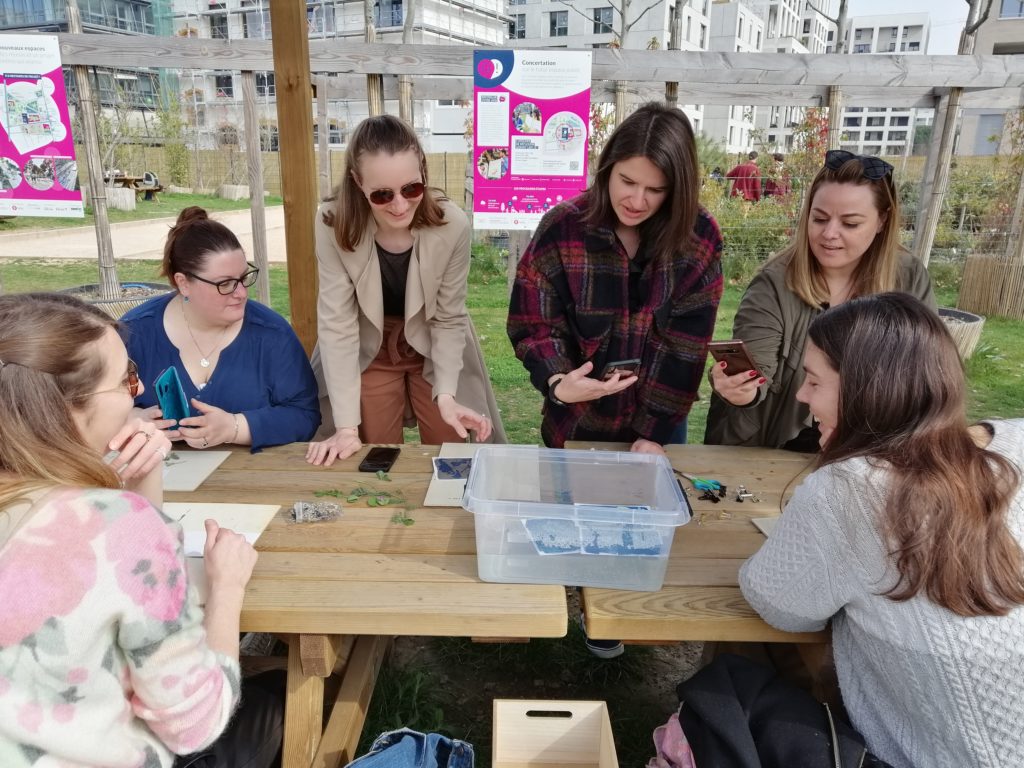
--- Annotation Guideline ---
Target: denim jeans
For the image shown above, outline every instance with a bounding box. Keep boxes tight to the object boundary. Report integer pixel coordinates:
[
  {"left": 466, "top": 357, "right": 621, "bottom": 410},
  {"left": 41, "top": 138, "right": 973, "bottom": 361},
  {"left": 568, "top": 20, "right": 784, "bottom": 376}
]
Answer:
[
  {"left": 345, "top": 729, "right": 474, "bottom": 768},
  {"left": 666, "top": 416, "right": 688, "bottom": 445}
]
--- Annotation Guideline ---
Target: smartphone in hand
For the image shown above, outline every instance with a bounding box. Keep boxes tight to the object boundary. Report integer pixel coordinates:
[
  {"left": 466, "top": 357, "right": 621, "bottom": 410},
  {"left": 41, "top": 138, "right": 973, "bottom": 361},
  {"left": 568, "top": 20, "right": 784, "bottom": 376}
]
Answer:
[
  {"left": 358, "top": 447, "right": 401, "bottom": 473},
  {"left": 153, "top": 366, "right": 190, "bottom": 424},
  {"left": 708, "top": 340, "right": 758, "bottom": 376},
  {"left": 599, "top": 358, "right": 641, "bottom": 381}
]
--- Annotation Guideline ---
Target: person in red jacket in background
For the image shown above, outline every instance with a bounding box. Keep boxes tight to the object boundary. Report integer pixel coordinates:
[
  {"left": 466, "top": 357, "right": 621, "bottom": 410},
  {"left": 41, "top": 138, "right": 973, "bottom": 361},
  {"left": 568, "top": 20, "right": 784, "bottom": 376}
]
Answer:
[{"left": 726, "top": 151, "right": 762, "bottom": 201}]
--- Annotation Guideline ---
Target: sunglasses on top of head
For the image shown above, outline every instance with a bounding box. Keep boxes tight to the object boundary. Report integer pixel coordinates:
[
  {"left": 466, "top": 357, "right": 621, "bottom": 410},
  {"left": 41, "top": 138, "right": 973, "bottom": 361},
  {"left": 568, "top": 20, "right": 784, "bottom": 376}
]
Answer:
[
  {"left": 367, "top": 181, "right": 425, "bottom": 206},
  {"left": 824, "top": 149, "right": 894, "bottom": 181}
]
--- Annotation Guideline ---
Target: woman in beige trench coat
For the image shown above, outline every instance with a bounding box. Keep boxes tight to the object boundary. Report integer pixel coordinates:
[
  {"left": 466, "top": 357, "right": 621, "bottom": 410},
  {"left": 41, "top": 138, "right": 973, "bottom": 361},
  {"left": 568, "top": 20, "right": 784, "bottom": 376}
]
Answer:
[{"left": 306, "top": 115, "right": 505, "bottom": 466}]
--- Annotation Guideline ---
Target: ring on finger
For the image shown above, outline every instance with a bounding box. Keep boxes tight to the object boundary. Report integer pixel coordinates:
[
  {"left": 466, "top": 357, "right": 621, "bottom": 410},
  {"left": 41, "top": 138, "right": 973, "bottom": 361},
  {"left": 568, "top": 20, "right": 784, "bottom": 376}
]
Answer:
[
  {"left": 201, "top": 437, "right": 209, "bottom": 448},
  {"left": 133, "top": 429, "right": 152, "bottom": 443},
  {"left": 154, "top": 446, "right": 168, "bottom": 460}
]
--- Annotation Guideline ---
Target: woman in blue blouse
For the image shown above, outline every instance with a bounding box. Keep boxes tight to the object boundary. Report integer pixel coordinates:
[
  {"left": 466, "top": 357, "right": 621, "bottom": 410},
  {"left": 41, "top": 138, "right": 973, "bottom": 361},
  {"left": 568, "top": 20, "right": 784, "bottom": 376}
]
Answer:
[{"left": 122, "top": 207, "right": 320, "bottom": 451}]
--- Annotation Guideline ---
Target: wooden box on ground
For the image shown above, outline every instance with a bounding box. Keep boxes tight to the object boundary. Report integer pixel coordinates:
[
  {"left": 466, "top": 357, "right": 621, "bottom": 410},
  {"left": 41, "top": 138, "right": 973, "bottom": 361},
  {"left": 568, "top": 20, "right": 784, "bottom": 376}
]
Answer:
[{"left": 492, "top": 700, "right": 618, "bottom": 768}]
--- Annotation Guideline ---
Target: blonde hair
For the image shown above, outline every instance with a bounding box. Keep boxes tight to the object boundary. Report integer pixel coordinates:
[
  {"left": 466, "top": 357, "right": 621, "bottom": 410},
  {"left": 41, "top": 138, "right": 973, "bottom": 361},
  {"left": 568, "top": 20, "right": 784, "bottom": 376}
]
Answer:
[
  {"left": 323, "top": 115, "right": 446, "bottom": 252},
  {"left": 775, "top": 157, "right": 903, "bottom": 307},
  {"left": 0, "top": 293, "right": 122, "bottom": 512}
]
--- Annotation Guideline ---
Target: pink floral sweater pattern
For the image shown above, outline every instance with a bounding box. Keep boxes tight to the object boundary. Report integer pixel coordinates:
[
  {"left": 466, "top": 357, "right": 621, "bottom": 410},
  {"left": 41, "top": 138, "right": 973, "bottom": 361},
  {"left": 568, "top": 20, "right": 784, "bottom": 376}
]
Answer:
[{"left": 0, "top": 488, "right": 240, "bottom": 767}]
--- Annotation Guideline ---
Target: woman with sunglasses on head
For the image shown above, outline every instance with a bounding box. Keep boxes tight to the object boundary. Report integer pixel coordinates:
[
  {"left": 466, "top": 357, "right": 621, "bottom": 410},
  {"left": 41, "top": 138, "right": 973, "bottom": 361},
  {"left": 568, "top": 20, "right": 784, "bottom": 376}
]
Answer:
[
  {"left": 123, "top": 206, "right": 320, "bottom": 451},
  {"left": 740, "top": 293, "right": 1024, "bottom": 768},
  {"left": 705, "top": 150, "right": 935, "bottom": 450},
  {"left": 0, "top": 293, "right": 284, "bottom": 767},
  {"left": 306, "top": 115, "right": 502, "bottom": 466},
  {"left": 508, "top": 102, "right": 723, "bottom": 454}
]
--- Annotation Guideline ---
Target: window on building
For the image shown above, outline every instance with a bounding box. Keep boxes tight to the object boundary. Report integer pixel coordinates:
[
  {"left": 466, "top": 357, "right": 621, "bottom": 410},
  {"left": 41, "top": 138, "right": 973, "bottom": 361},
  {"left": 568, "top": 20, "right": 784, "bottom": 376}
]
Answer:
[
  {"left": 729, "top": 126, "right": 735, "bottom": 145},
  {"left": 1001, "top": 0, "right": 1024, "bottom": 17},
  {"left": 738, "top": 16, "right": 743, "bottom": 38},
  {"left": 908, "top": 41, "right": 919, "bottom": 51},
  {"left": 803, "top": 19, "right": 810, "bottom": 33},
  {"left": 892, "top": 116, "right": 909, "bottom": 126},
  {"left": 888, "top": 42, "right": 896, "bottom": 52},
  {"left": 768, "top": 133, "right": 776, "bottom": 143},
  {"left": 902, "top": 27, "right": 910, "bottom": 36},
  {"left": 243, "top": 11, "right": 271, "bottom": 39},
  {"left": 890, "top": 27, "right": 898, "bottom": 37},
  {"left": 854, "top": 44, "right": 871, "bottom": 53},
  {"left": 844, "top": 116, "right": 862, "bottom": 127},
  {"left": 756, "top": 30, "right": 761, "bottom": 47},
  {"left": 260, "top": 123, "right": 279, "bottom": 152},
  {"left": 700, "top": 23, "right": 707, "bottom": 47},
  {"left": 686, "top": 15, "right": 692, "bottom": 42},
  {"left": 374, "top": 0, "right": 402, "bottom": 28},
  {"left": 889, "top": 131, "right": 907, "bottom": 141},
  {"left": 509, "top": 13, "right": 526, "bottom": 39},
  {"left": 864, "top": 131, "right": 884, "bottom": 141},
  {"left": 214, "top": 73, "right": 233, "bottom": 98},
  {"left": 593, "top": 7, "right": 613, "bottom": 34},
  {"left": 886, "top": 145, "right": 903, "bottom": 155},
  {"left": 307, "top": 5, "right": 335, "bottom": 35},
  {"left": 867, "top": 116, "right": 885, "bottom": 126},
  {"left": 549, "top": 10, "right": 568, "bottom": 36},
  {"left": 508, "top": 0, "right": 526, "bottom": 4},
  {"left": 864, "top": 145, "right": 882, "bottom": 154},
  {"left": 217, "top": 125, "right": 239, "bottom": 146},
  {"left": 827, "top": 30, "right": 834, "bottom": 41},
  {"left": 209, "top": 13, "right": 228, "bottom": 39},
  {"left": 256, "top": 72, "right": 275, "bottom": 97}
]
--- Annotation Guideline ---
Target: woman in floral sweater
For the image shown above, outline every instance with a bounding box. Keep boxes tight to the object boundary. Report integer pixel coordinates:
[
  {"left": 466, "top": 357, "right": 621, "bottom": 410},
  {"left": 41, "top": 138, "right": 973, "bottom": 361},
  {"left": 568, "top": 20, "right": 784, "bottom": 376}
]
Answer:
[{"left": 0, "top": 293, "right": 279, "bottom": 767}]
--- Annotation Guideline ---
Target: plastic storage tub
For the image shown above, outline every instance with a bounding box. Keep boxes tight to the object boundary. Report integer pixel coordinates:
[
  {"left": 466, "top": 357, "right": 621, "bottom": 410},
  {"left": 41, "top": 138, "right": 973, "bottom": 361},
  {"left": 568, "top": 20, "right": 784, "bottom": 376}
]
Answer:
[{"left": 462, "top": 446, "right": 691, "bottom": 591}]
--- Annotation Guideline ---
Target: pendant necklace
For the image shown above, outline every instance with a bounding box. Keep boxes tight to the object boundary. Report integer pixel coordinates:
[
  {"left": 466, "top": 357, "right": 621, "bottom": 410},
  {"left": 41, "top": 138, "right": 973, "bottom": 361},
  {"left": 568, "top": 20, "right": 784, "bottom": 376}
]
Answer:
[{"left": 181, "top": 297, "right": 228, "bottom": 370}]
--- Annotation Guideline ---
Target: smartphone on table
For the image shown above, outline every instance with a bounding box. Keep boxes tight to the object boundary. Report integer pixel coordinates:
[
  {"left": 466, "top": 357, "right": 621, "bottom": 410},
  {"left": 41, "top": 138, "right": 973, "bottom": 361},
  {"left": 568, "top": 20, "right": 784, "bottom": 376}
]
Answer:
[
  {"left": 153, "top": 366, "right": 190, "bottom": 424},
  {"left": 359, "top": 446, "right": 401, "bottom": 473},
  {"left": 708, "top": 340, "right": 758, "bottom": 376},
  {"left": 599, "top": 358, "right": 641, "bottom": 381}
]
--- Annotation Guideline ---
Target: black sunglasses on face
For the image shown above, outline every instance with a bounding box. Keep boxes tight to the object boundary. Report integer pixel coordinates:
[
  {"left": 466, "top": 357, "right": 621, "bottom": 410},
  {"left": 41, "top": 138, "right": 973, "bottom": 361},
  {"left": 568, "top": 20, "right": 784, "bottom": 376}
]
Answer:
[
  {"left": 824, "top": 149, "right": 894, "bottom": 180},
  {"left": 186, "top": 263, "right": 260, "bottom": 295},
  {"left": 367, "top": 181, "right": 425, "bottom": 206}
]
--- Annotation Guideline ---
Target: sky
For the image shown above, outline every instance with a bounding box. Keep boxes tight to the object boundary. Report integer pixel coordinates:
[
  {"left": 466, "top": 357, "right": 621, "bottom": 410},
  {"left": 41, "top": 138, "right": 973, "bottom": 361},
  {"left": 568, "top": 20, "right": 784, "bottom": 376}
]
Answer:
[{"left": 848, "top": 0, "right": 970, "bottom": 54}]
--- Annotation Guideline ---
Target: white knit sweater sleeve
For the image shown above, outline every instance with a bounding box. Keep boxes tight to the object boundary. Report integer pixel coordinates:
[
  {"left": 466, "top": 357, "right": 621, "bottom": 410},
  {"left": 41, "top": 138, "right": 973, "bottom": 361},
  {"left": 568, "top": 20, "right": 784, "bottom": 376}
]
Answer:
[{"left": 739, "top": 466, "right": 860, "bottom": 633}]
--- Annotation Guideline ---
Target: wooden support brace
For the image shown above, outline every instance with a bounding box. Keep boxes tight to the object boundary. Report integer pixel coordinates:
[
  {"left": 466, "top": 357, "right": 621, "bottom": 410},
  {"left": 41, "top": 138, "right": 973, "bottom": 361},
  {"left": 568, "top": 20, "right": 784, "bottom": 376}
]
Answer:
[
  {"left": 311, "top": 635, "right": 392, "bottom": 768},
  {"left": 299, "top": 634, "right": 355, "bottom": 678},
  {"left": 283, "top": 636, "right": 326, "bottom": 768}
]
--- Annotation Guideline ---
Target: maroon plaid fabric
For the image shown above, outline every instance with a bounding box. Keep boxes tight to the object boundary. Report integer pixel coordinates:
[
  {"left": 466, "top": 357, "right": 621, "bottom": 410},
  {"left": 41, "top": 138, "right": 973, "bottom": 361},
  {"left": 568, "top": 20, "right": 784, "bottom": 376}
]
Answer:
[{"left": 507, "top": 195, "right": 723, "bottom": 447}]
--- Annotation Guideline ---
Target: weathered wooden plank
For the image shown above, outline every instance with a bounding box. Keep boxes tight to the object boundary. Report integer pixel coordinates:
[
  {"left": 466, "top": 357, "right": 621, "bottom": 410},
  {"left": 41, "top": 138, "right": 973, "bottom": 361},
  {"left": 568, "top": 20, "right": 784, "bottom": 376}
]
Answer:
[
  {"left": 283, "top": 636, "right": 325, "bottom": 768},
  {"left": 581, "top": 585, "right": 827, "bottom": 643},
  {"left": 51, "top": 34, "right": 1024, "bottom": 89},
  {"left": 299, "top": 633, "right": 351, "bottom": 678},
  {"left": 240, "top": 581, "right": 568, "bottom": 636},
  {"left": 252, "top": 552, "right": 482, "bottom": 582}
]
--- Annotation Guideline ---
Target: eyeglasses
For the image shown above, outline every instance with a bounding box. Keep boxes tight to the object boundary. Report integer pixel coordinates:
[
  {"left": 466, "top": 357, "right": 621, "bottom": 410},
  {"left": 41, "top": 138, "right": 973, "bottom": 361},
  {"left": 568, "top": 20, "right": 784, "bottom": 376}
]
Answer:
[
  {"left": 367, "top": 181, "right": 425, "bottom": 206},
  {"left": 88, "top": 359, "right": 140, "bottom": 398},
  {"left": 186, "top": 263, "right": 260, "bottom": 295},
  {"left": 824, "top": 149, "right": 894, "bottom": 181}
]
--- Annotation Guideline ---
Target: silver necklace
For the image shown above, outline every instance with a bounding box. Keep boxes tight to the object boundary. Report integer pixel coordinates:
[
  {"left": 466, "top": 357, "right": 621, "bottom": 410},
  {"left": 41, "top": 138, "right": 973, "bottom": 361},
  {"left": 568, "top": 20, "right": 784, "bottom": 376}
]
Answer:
[{"left": 181, "top": 298, "right": 228, "bottom": 369}]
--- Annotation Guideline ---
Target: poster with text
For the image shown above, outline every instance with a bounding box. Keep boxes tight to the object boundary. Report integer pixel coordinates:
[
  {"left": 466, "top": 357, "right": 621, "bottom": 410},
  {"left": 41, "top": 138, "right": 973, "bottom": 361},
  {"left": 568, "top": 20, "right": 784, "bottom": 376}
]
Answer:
[
  {"left": 1, "top": 34, "right": 83, "bottom": 217},
  {"left": 473, "top": 50, "right": 591, "bottom": 231}
]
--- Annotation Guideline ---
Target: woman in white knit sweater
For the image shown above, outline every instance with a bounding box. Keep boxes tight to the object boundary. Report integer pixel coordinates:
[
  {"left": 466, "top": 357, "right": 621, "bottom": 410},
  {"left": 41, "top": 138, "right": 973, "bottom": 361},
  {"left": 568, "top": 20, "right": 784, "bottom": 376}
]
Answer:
[{"left": 740, "top": 292, "right": 1024, "bottom": 768}]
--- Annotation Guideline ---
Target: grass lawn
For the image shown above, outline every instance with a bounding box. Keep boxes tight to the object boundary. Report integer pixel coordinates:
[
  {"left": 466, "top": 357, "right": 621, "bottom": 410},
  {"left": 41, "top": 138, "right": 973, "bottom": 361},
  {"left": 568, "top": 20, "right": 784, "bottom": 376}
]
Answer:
[{"left": 0, "top": 192, "right": 283, "bottom": 233}]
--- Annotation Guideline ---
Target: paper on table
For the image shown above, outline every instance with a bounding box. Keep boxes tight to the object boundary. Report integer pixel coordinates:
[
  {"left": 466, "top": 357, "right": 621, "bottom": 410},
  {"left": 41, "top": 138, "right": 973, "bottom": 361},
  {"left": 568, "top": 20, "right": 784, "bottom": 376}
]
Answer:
[
  {"left": 751, "top": 516, "right": 779, "bottom": 537},
  {"left": 163, "top": 450, "right": 231, "bottom": 492},
  {"left": 423, "top": 442, "right": 484, "bottom": 507},
  {"left": 165, "top": 502, "right": 280, "bottom": 556}
]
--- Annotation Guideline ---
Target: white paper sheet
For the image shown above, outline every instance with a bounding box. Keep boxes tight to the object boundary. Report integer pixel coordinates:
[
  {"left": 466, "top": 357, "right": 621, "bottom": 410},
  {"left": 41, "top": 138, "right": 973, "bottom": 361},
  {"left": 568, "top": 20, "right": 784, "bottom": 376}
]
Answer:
[
  {"left": 423, "top": 442, "right": 484, "bottom": 507},
  {"left": 165, "top": 502, "right": 280, "bottom": 556},
  {"left": 162, "top": 450, "right": 232, "bottom": 492}
]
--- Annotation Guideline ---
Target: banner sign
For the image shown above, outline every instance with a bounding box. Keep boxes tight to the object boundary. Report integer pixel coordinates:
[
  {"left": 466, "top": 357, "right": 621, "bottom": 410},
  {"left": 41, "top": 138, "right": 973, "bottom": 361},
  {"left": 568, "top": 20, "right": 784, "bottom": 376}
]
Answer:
[
  {"left": 472, "top": 49, "right": 591, "bottom": 231},
  {"left": 1, "top": 34, "right": 84, "bottom": 217}
]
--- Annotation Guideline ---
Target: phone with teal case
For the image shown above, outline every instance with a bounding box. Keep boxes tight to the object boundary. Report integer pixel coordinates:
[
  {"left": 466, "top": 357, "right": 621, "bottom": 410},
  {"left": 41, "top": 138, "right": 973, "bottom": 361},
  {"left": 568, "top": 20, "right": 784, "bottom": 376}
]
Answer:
[{"left": 154, "top": 366, "right": 190, "bottom": 424}]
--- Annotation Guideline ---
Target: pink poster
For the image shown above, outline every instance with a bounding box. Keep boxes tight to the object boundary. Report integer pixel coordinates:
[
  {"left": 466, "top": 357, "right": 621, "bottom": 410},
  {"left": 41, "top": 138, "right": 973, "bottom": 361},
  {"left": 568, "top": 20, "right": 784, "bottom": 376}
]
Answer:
[
  {"left": 1, "top": 34, "right": 84, "bottom": 217},
  {"left": 472, "top": 50, "right": 591, "bottom": 231}
]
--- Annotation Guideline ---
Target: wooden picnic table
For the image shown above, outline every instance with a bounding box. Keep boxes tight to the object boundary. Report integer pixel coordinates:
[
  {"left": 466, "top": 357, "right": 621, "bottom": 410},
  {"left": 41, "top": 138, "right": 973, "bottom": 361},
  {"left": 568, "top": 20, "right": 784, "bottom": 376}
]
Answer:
[
  {"left": 104, "top": 174, "right": 162, "bottom": 200},
  {"left": 166, "top": 442, "right": 567, "bottom": 768}
]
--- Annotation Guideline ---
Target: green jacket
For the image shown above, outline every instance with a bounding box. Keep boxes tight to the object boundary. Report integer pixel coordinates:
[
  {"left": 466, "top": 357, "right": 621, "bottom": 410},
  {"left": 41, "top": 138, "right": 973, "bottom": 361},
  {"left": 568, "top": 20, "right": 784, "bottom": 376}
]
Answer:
[{"left": 704, "top": 253, "right": 936, "bottom": 448}]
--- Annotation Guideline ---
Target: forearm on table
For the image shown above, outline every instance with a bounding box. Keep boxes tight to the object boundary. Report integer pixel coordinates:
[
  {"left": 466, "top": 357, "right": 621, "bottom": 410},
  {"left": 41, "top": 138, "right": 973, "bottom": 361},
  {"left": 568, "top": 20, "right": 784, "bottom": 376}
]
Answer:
[{"left": 202, "top": 588, "right": 245, "bottom": 660}]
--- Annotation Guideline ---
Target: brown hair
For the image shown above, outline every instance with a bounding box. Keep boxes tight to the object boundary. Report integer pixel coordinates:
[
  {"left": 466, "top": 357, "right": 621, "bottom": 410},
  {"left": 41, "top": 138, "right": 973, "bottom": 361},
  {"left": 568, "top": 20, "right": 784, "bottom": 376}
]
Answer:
[
  {"left": 584, "top": 102, "right": 700, "bottom": 265},
  {"left": 160, "top": 206, "right": 243, "bottom": 288},
  {"left": 809, "top": 292, "right": 1024, "bottom": 617},
  {"left": 0, "top": 293, "right": 123, "bottom": 511},
  {"left": 775, "top": 157, "right": 903, "bottom": 307},
  {"left": 324, "top": 114, "right": 446, "bottom": 251}
]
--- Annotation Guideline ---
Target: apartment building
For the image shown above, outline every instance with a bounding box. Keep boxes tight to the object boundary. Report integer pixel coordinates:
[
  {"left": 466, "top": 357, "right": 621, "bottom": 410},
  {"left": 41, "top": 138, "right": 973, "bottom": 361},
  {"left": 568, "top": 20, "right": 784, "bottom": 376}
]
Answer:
[
  {"left": 703, "top": 0, "right": 764, "bottom": 154},
  {"left": 959, "top": 1, "right": 1024, "bottom": 156},
  {"left": 0, "top": 0, "right": 172, "bottom": 113},
  {"left": 510, "top": 0, "right": 711, "bottom": 134},
  {"left": 173, "top": 0, "right": 508, "bottom": 152}
]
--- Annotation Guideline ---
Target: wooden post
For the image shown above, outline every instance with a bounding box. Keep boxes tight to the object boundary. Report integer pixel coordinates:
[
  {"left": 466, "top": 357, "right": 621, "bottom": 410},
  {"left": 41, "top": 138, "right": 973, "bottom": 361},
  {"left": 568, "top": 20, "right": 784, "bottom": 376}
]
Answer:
[
  {"left": 664, "top": 1, "right": 680, "bottom": 107},
  {"left": 269, "top": 0, "right": 319, "bottom": 352},
  {"left": 316, "top": 75, "right": 331, "bottom": 199},
  {"left": 365, "top": 1, "right": 384, "bottom": 116},
  {"left": 398, "top": 0, "right": 416, "bottom": 124},
  {"left": 65, "top": 0, "right": 118, "bottom": 300},
  {"left": 826, "top": 85, "right": 842, "bottom": 150},
  {"left": 241, "top": 71, "right": 270, "bottom": 306},
  {"left": 912, "top": 93, "right": 951, "bottom": 266},
  {"left": 507, "top": 231, "right": 530, "bottom": 296},
  {"left": 614, "top": 80, "right": 627, "bottom": 127}
]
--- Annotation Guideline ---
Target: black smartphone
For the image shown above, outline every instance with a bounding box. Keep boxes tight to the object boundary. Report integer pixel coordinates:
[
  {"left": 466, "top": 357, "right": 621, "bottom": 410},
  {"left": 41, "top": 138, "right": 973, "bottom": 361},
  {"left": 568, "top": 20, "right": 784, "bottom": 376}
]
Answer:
[
  {"left": 708, "top": 340, "right": 758, "bottom": 376},
  {"left": 358, "top": 446, "right": 401, "bottom": 473},
  {"left": 599, "top": 358, "right": 641, "bottom": 381},
  {"left": 153, "top": 366, "right": 190, "bottom": 423}
]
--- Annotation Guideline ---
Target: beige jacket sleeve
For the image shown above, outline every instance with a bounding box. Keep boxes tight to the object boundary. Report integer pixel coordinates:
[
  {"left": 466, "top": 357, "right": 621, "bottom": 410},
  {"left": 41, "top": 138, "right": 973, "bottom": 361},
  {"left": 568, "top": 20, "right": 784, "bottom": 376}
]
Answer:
[
  {"left": 315, "top": 210, "right": 362, "bottom": 429},
  {"left": 425, "top": 208, "right": 470, "bottom": 399}
]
